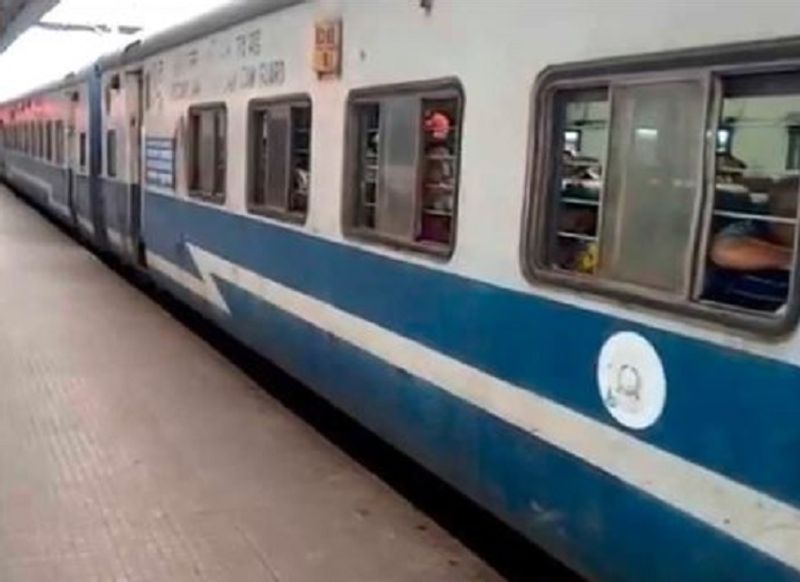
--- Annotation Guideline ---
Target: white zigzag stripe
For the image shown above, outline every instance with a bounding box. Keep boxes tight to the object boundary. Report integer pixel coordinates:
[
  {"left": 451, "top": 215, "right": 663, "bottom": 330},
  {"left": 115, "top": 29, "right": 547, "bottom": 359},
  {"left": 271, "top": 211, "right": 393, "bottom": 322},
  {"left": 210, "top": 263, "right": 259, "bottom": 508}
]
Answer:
[{"left": 147, "top": 243, "right": 800, "bottom": 572}]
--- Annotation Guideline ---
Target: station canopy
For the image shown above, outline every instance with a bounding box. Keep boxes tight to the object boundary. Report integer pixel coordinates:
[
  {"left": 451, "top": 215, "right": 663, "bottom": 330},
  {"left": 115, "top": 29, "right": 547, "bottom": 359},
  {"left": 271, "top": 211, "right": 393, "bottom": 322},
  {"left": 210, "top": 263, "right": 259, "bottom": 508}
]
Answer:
[
  {"left": 0, "top": 0, "right": 59, "bottom": 54},
  {"left": 0, "top": 0, "right": 229, "bottom": 101}
]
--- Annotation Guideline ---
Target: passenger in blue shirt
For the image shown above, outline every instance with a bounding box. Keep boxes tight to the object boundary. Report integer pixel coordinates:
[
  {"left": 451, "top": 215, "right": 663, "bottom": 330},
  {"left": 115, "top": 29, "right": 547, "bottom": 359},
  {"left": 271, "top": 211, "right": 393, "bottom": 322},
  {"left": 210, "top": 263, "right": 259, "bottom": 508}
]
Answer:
[{"left": 707, "top": 183, "right": 795, "bottom": 312}]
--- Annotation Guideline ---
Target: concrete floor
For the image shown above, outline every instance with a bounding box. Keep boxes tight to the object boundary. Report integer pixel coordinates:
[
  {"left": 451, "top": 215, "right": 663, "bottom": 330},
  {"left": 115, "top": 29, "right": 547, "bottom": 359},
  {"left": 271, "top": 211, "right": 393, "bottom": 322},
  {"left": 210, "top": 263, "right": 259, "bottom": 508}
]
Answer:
[{"left": 0, "top": 186, "right": 499, "bottom": 582}]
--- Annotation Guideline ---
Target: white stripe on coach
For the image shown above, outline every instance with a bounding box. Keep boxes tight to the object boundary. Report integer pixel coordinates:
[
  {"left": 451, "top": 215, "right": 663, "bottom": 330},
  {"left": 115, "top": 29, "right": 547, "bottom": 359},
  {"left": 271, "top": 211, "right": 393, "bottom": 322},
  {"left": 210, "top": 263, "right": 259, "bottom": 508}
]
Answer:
[
  {"left": 7, "top": 165, "right": 71, "bottom": 218},
  {"left": 106, "top": 228, "right": 123, "bottom": 249},
  {"left": 147, "top": 243, "right": 800, "bottom": 572},
  {"left": 77, "top": 214, "right": 94, "bottom": 235}
]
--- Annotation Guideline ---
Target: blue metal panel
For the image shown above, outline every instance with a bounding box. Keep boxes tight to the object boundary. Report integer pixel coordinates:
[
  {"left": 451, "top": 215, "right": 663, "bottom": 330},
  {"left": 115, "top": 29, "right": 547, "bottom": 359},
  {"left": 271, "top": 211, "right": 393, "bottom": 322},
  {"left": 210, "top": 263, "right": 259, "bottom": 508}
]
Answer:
[
  {"left": 142, "top": 191, "right": 800, "bottom": 512},
  {"left": 147, "top": 262, "right": 798, "bottom": 582}
]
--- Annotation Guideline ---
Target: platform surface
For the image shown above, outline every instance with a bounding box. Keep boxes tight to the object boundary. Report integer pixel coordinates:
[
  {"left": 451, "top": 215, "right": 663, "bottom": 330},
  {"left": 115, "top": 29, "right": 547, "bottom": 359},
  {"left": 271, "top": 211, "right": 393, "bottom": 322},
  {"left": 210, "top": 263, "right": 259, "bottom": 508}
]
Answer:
[{"left": 0, "top": 186, "right": 499, "bottom": 581}]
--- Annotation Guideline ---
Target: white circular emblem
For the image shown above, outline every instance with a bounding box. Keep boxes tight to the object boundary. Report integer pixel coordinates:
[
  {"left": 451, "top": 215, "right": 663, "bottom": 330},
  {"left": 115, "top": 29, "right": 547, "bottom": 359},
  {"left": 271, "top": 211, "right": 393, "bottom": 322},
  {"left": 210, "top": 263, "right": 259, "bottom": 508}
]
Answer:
[{"left": 597, "top": 331, "right": 666, "bottom": 430}]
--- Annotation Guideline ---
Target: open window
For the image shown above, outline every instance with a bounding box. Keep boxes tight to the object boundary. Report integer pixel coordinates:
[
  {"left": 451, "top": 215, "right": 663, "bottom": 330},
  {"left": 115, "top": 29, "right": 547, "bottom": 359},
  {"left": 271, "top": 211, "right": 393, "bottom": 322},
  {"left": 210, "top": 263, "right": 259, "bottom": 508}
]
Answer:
[
  {"left": 33, "top": 121, "right": 41, "bottom": 158},
  {"left": 699, "top": 71, "right": 800, "bottom": 314},
  {"left": 106, "top": 129, "right": 117, "bottom": 178},
  {"left": 345, "top": 80, "right": 463, "bottom": 256},
  {"left": 540, "top": 78, "right": 706, "bottom": 294},
  {"left": 54, "top": 121, "right": 64, "bottom": 166},
  {"left": 248, "top": 96, "right": 311, "bottom": 221},
  {"left": 79, "top": 131, "right": 87, "bottom": 171},
  {"left": 39, "top": 121, "right": 45, "bottom": 159},
  {"left": 529, "top": 66, "right": 800, "bottom": 331},
  {"left": 45, "top": 121, "right": 53, "bottom": 162},
  {"left": 187, "top": 104, "right": 226, "bottom": 203}
]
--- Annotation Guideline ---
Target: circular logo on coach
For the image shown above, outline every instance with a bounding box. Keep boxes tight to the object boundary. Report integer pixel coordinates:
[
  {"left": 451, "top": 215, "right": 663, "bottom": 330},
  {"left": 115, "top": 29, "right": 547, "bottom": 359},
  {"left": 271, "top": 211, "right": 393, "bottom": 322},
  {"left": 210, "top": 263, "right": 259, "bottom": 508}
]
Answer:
[{"left": 596, "top": 331, "right": 666, "bottom": 430}]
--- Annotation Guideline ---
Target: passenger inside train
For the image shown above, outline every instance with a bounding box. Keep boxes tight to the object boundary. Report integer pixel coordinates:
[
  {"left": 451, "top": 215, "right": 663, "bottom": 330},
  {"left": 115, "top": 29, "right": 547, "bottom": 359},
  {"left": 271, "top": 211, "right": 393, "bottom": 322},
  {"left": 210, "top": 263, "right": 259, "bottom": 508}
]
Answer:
[
  {"left": 548, "top": 79, "right": 800, "bottom": 315},
  {"left": 419, "top": 103, "right": 458, "bottom": 245},
  {"left": 705, "top": 156, "right": 796, "bottom": 312}
]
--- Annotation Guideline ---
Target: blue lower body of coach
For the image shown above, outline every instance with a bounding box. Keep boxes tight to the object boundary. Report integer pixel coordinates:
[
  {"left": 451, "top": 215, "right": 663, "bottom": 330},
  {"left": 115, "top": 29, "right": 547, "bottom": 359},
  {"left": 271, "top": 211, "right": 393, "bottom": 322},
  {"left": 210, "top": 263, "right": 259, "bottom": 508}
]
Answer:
[{"left": 139, "top": 190, "right": 800, "bottom": 581}]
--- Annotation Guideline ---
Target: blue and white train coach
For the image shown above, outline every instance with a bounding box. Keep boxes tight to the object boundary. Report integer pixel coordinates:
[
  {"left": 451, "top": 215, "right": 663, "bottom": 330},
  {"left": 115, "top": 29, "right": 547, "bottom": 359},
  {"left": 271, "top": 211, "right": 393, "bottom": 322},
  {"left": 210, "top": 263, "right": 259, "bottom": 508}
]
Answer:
[{"left": 2, "top": 1, "right": 800, "bottom": 579}]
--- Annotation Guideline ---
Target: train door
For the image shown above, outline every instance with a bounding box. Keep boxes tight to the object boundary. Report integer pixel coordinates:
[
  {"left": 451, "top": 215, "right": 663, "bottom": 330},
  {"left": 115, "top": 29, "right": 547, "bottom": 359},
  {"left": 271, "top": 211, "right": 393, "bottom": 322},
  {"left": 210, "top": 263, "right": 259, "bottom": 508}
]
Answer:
[{"left": 124, "top": 70, "right": 145, "bottom": 266}]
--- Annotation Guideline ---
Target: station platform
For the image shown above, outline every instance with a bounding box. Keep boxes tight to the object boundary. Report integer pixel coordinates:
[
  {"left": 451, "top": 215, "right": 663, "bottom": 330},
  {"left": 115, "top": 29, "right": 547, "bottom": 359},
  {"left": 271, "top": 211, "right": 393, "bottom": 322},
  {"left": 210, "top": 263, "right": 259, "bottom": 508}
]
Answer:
[{"left": 0, "top": 185, "right": 499, "bottom": 581}]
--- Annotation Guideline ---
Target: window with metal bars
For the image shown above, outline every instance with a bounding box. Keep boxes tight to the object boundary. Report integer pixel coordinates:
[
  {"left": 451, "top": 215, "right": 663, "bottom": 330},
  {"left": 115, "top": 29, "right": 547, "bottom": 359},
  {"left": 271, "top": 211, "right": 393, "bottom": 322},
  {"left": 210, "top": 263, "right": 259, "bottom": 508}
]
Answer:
[
  {"left": 187, "top": 104, "right": 226, "bottom": 202},
  {"left": 346, "top": 80, "right": 462, "bottom": 256},
  {"left": 45, "top": 121, "right": 53, "bottom": 162},
  {"left": 248, "top": 96, "right": 311, "bottom": 221},
  {"left": 79, "top": 132, "right": 87, "bottom": 171},
  {"left": 38, "top": 121, "right": 45, "bottom": 159},
  {"left": 54, "top": 121, "right": 65, "bottom": 166},
  {"left": 106, "top": 129, "right": 117, "bottom": 178},
  {"left": 530, "top": 66, "right": 800, "bottom": 330}
]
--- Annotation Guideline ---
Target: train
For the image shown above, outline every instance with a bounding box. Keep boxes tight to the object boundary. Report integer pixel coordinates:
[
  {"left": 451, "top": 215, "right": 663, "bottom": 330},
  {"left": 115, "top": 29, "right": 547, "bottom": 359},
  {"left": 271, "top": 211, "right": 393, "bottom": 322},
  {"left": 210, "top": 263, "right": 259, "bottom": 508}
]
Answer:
[{"left": 1, "top": 1, "right": 800, "bottom": 579}]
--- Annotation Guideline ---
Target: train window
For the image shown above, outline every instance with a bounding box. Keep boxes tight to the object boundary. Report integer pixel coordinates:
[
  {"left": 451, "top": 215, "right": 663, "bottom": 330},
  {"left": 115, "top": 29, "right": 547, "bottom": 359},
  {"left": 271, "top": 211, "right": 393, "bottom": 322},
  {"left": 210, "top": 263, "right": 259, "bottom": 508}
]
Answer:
[
  {"left": 604, "top": 80, "right": 705, "bottom": 292},
  {"left": 699, "top": 71, "right": 800, "bottom": 314},
  {"left": 248, "top": 96, "right": 311, "bottom": 221},
  {"left": 188, "top": 104, "right": 226, "bottom": 202},
  {"left": 345, "top": 81, "right": 462, "bottom": 255},
  {"left": 545, "top": 88, "right": 608, "bottom": 275},
  {"left": 32, "top": 122, "right": 38, "bottom": 157},
  {"left": 530, "top": 66, "right": 800, "bottom": 330},
  {"left": 45, "top": 121, "right": 53, "bottom": 162},
  {"left": 79, "top": 132, "right": 87, "bottom": 171},
  {"left": 537, "top": 79, "right": 705, "bottom": 293},
  {"left": 38, "top": 122, "right": 45, "bottom": 159},
  {"left": 787, "top": 126, "right": 800, "bottom": 170},
  {"left": 144, "top": 73, "right": 151, "bottom": 111},
  {"left": 54, "top": 121, "right": 64, "bottom": 166},
  {"left": 106, "top": 129, "right": 117, "bottom": 178}
]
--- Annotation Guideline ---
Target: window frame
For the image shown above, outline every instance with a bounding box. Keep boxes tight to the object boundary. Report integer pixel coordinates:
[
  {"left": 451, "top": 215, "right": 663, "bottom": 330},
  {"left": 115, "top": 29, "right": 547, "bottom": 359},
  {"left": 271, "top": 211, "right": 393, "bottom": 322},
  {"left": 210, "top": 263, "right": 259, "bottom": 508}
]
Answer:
[
  {"left": 525, "top": 56, "right": 800, "bottom": 336},
  {"left": 54, "top": 120, "right": 65, "bottom": 166},
  {"left": 246, "top": 93, "right": 312, "bottom": 224},
  {"left": 45, "top": 120, "right": 53, "bottom": 163},
  {"left": 34, "top": 121, "right": 42, "bottom": 158},
  {"left": 186, "top": 102, "right": 227, "bottom": 204},
  {"left": 106, "top": 128, "right": 118, "bottom": 178},
  {"left": 39, "top": 121, "right": 45, "bottom": 159},
  {"left": 342, "top": 77, "right": 464, "bottom": 260},
  {"left": 786, "top": 125, "right": 800, "bottom": 170},
  {"left": 78, "top": 131, "right": 88, "bottom": 172}
]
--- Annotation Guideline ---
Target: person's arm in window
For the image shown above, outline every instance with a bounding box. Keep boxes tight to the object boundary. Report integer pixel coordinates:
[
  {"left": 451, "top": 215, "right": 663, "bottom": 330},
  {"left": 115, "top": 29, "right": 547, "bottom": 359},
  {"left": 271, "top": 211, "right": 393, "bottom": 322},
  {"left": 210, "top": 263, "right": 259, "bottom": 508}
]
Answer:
[{"left": 710, "top": 231, "right": 792, "bottom": 271}]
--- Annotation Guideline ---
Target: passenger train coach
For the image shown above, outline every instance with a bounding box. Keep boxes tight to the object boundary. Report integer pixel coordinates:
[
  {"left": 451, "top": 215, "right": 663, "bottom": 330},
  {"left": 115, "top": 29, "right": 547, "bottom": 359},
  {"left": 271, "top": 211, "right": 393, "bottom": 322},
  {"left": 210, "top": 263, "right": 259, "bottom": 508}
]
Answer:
[{"left": 2, "top": 1, "right": 800, "bottom": 579}]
